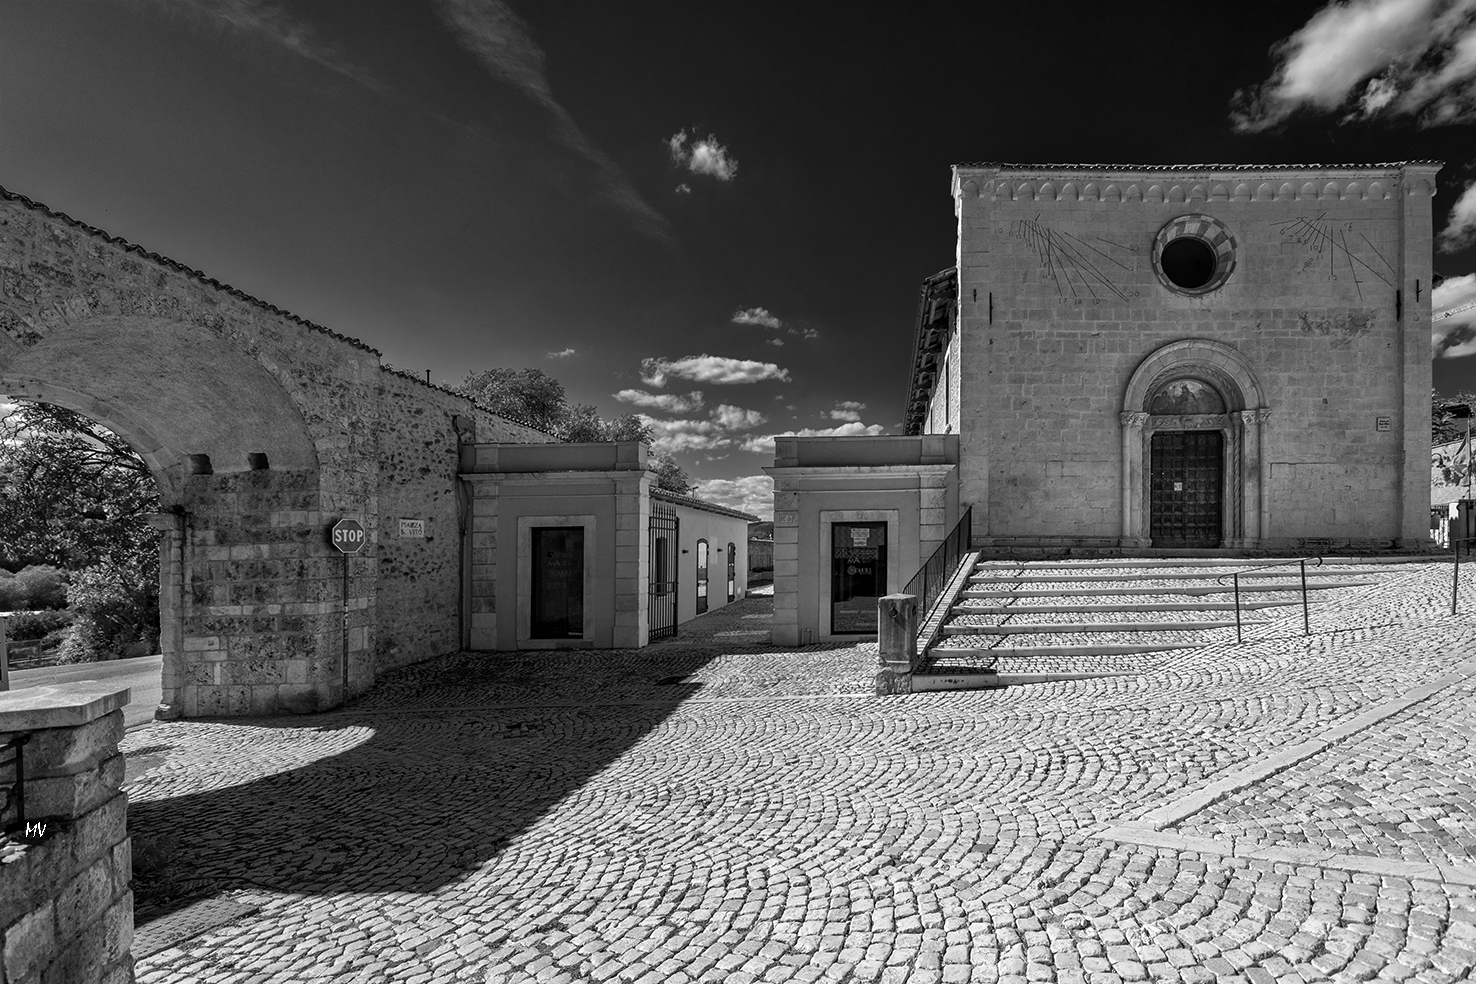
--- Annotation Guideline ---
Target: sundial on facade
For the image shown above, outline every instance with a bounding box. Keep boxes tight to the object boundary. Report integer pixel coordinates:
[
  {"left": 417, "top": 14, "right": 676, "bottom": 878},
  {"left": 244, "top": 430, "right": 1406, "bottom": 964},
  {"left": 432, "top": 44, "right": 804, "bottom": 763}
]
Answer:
[
  {"left": 1011, "top": 215, "right": 1140, "bottom": 301},
  {"left": 1272, "top": 211, "right": 1394, "bottom": 300}
]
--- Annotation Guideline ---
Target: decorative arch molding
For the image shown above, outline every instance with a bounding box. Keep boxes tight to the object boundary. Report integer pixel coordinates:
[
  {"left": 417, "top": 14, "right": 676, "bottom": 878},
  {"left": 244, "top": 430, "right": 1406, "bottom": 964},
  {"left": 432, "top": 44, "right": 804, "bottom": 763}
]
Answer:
[
  {"left": 1119, "top": 339, "right": 1270, "bottom": 549},
  {"left": 0, "top": 375, "right": 186, "bottom": 502}
]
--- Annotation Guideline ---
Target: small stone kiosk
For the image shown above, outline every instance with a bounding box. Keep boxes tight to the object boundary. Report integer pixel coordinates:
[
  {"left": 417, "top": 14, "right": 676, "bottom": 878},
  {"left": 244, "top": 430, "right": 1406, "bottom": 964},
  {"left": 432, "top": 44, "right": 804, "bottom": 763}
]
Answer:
[
  {"left": 763, "top": 435, "right": 959, "bottom": 645},
  {"left": 460, "top": 441, "right": 758, "bottom": 650}
]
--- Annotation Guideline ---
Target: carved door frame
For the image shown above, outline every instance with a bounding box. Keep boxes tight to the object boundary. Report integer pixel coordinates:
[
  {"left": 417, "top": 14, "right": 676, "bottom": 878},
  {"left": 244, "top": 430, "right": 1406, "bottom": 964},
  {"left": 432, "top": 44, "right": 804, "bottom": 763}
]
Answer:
[{"left": 1119, "top": 340, "right": 1270, "bottom": 549}]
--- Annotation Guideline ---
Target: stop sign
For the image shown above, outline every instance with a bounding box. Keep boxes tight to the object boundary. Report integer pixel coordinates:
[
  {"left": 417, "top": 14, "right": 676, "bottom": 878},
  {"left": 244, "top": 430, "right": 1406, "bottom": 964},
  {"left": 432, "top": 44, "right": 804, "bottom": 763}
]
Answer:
[{"left": 330, "top": 518, "right": 367, "bottom": 554}]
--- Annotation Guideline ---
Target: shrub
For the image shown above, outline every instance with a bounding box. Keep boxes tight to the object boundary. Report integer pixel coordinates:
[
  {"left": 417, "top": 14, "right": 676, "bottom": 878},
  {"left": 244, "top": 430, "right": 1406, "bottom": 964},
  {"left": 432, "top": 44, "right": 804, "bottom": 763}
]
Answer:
[
  {"left": 15, "top": 566, "right": 68, "bottom": 610},
  {"left": 53, "top": 566, "right": 158, "bottom": 663},
  {"left": 3, "top": 609, "right": 73, "bottom": 641}
]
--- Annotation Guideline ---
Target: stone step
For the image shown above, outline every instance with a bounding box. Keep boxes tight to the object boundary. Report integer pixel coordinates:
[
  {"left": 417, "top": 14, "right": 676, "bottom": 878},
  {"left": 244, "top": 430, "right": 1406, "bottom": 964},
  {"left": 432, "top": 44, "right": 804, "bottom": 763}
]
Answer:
[
  {"left": 971, "top": 557, "right": 1406, "bottom": 570},
  {"left": 942, "top": 620, "right": 1241, "bottom": 636},
  {"left": 951, "top": 599, "right": 1312, "bottom": 614},
  {"left": 930, "top": 642, "right": 1206, "bottom": 659},
  {"left": 911, "top": 670, "right": 1140, "bottom": 692},
  {"left": 967, "top": 570, "right": 1364, "bottom": 584},
  {"left": 960, "top": 581, "right": 1374, "bottom": 599}
]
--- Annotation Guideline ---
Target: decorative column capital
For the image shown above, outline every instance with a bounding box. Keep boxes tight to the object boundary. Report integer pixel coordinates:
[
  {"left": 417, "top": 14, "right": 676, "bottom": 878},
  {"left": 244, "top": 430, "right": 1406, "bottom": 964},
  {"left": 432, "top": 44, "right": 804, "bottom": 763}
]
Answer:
[
  {"left": 1119, "top": 411, "right": 1150, "bottom": 429},
  {"left": 1250, "top": 407, "right": 1272, "bottom": 423}
]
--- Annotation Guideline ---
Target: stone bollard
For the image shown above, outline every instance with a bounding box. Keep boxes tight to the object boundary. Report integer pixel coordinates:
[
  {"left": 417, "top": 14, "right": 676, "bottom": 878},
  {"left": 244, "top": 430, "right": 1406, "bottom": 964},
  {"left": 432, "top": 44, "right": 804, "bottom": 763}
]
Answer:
[
  {"left": 0, "top": 683, "right": 135, "bottom": 984},
  {"left": 876, "top": 593, "right": 918, "bottom": 695}
]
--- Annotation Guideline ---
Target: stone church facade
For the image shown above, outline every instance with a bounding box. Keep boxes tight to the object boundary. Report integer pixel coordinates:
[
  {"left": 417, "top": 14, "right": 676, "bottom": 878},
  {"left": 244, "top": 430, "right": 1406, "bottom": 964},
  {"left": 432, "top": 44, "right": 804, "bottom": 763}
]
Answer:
[{"left": 909, "top": 161, "right": 1441, "bottom": 552}]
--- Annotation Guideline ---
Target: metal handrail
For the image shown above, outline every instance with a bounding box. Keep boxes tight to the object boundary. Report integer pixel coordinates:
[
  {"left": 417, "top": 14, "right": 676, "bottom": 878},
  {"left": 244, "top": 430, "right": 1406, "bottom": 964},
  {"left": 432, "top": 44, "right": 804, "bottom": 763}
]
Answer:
[
  {"left": 1, "top": 733, "right": 30, "bottom": 839},
  {"left": 1453, "top": 535, "right": 1476, "bottom": 616},
  {"left": 1216, "top": 557, "right": 1324, "bottom": 643},
  {"left": 902, "top": 506, "right": 972, "bottom": 626}
]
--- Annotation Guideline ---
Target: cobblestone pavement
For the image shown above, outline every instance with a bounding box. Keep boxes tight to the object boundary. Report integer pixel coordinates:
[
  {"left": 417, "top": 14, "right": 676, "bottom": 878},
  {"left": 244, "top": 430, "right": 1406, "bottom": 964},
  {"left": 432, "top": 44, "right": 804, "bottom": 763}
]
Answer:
[
  {"left": 123, "top": 561, "right": 1476, "bottom": 983},
  {"left": 1178, "top": 674, "right": 1476, "bottom": 869}
]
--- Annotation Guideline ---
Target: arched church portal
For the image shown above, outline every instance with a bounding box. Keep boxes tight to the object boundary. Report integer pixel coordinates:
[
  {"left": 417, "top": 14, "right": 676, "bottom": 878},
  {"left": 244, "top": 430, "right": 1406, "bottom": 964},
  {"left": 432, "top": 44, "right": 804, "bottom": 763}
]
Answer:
[{"left": 1119, "top": 340, "right": 1270, "bottom": 549}]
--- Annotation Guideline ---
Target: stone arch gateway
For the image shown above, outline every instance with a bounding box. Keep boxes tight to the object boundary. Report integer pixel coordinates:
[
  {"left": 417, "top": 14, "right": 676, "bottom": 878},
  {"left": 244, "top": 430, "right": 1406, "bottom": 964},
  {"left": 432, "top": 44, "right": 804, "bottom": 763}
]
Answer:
[{"left": 1, "top": 187, "right": 552, "bottom": 717}]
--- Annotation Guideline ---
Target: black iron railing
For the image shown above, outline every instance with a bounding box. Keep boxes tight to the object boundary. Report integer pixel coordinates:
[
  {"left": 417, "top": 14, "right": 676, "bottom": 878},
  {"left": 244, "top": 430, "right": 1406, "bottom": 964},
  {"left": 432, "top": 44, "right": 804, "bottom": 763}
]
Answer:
[
  {"left": 1216, "top": 558, "right": 1323, "bottom": 643},
  {"left": 1, "top": 733, "right": 30, "bottom": 838},
  {"left": 1454, "top": 536, "right": 1476, "bottom": 616},
  {"left": 903, "top": 507, "right": 972, "bottom": 625}
]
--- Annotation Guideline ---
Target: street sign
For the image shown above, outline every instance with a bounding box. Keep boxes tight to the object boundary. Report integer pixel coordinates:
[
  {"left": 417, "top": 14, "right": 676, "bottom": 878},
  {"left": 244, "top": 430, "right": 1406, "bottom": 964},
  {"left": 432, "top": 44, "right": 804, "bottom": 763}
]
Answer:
[{"left": 330, "top": 519, "right": 367, "bottom": 554}]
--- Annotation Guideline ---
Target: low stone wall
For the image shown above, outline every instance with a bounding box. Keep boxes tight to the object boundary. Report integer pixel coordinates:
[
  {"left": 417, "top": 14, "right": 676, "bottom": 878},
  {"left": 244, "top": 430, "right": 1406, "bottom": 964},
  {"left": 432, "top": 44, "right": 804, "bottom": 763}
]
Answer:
[{"left": 1, "top": 683, "right": 134, "bottom": 984}]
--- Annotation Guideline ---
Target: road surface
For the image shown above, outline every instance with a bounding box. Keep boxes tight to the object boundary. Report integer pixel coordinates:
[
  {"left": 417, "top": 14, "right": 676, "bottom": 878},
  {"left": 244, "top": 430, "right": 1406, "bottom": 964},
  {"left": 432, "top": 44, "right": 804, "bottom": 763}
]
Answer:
[{"left": 7, "top": 654, "right": 162, "bottom": 730}]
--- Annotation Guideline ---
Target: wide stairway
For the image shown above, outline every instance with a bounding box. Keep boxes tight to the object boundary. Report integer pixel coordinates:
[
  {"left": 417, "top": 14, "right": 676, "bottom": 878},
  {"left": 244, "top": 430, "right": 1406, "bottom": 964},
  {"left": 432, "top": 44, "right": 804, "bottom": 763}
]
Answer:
[{"left": 912, "top": 556, "right": 1387, "bottom": 691}]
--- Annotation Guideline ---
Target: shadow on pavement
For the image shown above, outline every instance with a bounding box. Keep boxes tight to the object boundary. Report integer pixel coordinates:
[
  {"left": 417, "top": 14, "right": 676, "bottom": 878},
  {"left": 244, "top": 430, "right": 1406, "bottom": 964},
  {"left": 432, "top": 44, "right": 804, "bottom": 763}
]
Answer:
[{"left": 125, "top": 664, "right": 720, "bottom": 924}]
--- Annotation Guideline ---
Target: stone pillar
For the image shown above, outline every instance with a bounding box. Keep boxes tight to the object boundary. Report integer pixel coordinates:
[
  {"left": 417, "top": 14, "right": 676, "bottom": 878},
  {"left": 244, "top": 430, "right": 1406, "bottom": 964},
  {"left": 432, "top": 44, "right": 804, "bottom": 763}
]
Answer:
[
  {"left": 771, "top": 481, "right": 801, "bottom": 646},
  {"left": 0, "top": 684, "right": 135, "bottom": 984},
  {"left": 1237, "top": 409, "right": 1271, "bottom": 545},
  {"left": 876, "top": 594, "right": 917, "bottom": 695},
  {"left": 1119, "top": 412, "right": 1149, "bottom": 547},
  {"left": 612, "top": 472, "right": 653, "bottom": 649},
  {"left": 1397, "top": 164, "right": 1439, "bottom": 547},
  {"left": 145, "top": 512, "right": 185, "bottom": 720},
  {"left": 466, "top": 477, "right": 499, "bottom": 650}
]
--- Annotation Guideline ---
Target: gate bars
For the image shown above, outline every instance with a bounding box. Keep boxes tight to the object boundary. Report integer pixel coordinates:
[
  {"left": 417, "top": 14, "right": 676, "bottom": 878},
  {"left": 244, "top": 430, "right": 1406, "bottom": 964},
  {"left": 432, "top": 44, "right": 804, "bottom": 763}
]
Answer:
[{"left": 648, "top": 498, "right": 678, "bottom": 641}]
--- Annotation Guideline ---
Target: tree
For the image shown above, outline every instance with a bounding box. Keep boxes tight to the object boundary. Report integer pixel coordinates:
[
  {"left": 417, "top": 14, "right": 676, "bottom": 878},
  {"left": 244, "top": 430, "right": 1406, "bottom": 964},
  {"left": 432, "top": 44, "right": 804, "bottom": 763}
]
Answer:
[
  {"left": 0, "top": 402, "right": 160, "bottom": 658},
  {"left": 651, "top": 451, "right": 695, "bottom": 494},
  {"left": 457, "top": 368, "right": 569, "bottom": 435},
  {"left": 454, "top": 368, "right": 694, "bottom": 493},
  {"left": 1434, "top": 390, "right": 1476, "bottom": 446}
]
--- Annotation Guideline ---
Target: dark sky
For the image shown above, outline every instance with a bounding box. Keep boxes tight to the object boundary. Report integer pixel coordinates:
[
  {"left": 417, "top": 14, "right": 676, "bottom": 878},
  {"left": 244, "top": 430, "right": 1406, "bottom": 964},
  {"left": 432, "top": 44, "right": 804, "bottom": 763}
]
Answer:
[{"left": 3, "top": 0, "right": 1474, "bottom": 517}]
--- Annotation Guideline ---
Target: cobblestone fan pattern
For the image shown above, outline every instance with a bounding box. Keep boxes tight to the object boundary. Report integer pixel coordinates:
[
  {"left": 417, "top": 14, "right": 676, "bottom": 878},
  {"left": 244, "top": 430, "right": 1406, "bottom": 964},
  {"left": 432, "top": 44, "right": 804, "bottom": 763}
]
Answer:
[
  {"left": 122, "top": 561, "right": 1476, "bottom": 983},
  {"left": 1178, "top": 675, "right": 1476, "bottom": 869}
]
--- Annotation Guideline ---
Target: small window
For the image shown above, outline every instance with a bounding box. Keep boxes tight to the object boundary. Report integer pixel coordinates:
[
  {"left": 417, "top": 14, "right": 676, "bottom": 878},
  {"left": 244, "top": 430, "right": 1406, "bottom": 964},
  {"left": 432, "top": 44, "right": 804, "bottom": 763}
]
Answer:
[
  {"left": 727, "top": 541, "right": 736, "bottom": 603},
  {"left": 695, "top": 539, "right": 709, "bottom": 614}
]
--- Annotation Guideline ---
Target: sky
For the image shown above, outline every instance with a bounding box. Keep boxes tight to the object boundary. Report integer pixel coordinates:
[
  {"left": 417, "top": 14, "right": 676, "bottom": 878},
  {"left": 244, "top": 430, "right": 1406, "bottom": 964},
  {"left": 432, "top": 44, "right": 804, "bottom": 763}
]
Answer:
[{"left": 2, "top": 0, "right": 1475, "bottom": 521}]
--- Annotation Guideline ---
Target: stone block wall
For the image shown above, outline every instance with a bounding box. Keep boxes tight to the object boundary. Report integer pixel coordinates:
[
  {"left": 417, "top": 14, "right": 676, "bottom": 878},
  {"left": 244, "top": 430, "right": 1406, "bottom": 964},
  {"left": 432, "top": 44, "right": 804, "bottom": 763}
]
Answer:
[
  {"left": 1, "top": 685, "right": 134, "bottom": 984},
  {"left": 952, "top": 164, "right": 1437, "bottom": 548},
  {"left": 372, "top": 371, "right": 550, "bottom": 672}
]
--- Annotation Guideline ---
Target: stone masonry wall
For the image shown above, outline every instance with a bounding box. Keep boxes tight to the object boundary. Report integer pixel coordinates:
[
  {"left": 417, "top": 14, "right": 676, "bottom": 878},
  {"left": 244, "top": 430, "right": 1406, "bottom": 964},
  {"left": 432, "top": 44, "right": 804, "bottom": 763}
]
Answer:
[
  {"left": 373, "top": 370, "right": 550, "bottom": 672},
  {"left": 953, "top": 165, "right": 1436, "bottom": 547},
  {"left": 1, "top": 685, "right": 135, "bottom": 984}
]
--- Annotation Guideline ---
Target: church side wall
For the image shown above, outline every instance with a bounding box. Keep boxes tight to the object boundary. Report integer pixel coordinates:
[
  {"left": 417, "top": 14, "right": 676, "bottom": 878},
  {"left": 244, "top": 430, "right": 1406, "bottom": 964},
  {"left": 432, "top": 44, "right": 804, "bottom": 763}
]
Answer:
[{"left": 955, "top": 168, "right": 1432, "bottom": 548}]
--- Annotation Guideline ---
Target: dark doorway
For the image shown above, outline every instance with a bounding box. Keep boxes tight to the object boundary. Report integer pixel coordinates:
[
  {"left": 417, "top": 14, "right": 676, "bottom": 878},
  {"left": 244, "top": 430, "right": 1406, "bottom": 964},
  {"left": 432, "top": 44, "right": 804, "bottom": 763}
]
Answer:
[
  {"left": 648, "top": 499, "right": 678, "bottom": 641},
  {"left": 1150, "top": 431, "right": 1224, "bottom": 547},
  {"left": 530, "top": 527, "right": 584, "bottom": 638},
  {"left": 831, "top": 522, "right": 886, "bottom": 634}
]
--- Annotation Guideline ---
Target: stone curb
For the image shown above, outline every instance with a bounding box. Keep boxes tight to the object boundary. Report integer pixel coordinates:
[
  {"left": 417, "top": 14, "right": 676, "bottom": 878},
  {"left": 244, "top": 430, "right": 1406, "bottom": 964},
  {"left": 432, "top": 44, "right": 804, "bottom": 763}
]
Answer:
[{"left": 1092, "top": 650, "right": 1476, "bottom": 883}]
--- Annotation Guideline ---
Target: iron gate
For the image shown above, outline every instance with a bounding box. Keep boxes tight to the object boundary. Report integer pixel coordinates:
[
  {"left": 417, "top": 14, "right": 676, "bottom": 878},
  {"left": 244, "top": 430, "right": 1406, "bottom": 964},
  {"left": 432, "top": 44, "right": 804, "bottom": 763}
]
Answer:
[
  {"left": 1150, "top": 430, "right": 1224, "bottom": 547},
  {"left": 648, "top": 498, "right": 678, "bottom": 640}
]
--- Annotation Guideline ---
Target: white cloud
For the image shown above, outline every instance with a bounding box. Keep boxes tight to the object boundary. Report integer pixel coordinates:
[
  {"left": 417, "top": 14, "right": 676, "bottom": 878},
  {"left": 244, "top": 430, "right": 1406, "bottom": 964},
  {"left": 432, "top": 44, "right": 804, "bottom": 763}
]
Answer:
[
  {"left": 676, "top": 183, "right": 691, "bottom": 194},
  {"left": 740, "top": 421, "right": 887, "bottom": 455},
  {"left": 693, "top": 475, "right": 774, "bottom": 521},
  {"left": 733, "top": 306, "right": 782, "bottom": 329},
  {"left": 1231, "top": 0, "right": 1476, "bottom": 131},
  {"left": 669, "top": 130, "right": 739, "bottom": 182},
  {"left": 639, "top": 416, "right": 732, "bottom": 454},
  {"left": 711, "top": 404, "right": 767, "bottom": 430},
  {"left": 1441, "top": 180, "right": 1476, "bottom": 252},
  {"left": 546, "top": 347, "right": 576, "bottom": 359},
  {"left": 829, "top": 400, "right": 867, "bottom": 422},
  {"left": 434, "top": 0, "right": 676, "bottom": 246},
  {"left": 640, "top": 354, "right": 790, "bottom": 387},
  {"left": 765, "top": 338, "right": 784, "bottom": 347},
  {"left": 1435, "top": 272, "right": 1476, "bottom": 357},
  {"left": 614, "top": 388, "right": 704, "bottom": 413}
]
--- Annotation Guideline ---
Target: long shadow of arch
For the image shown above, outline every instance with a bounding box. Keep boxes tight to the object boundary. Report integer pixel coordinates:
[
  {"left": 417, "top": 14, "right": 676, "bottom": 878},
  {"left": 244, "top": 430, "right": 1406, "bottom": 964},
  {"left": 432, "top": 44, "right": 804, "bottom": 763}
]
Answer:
[{"left": 125, "top": 637, "right": 868, "bottom": 925}]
